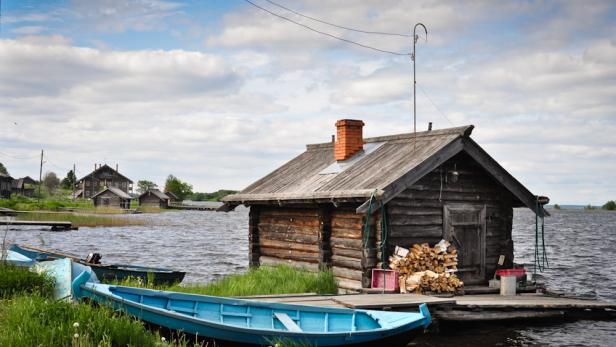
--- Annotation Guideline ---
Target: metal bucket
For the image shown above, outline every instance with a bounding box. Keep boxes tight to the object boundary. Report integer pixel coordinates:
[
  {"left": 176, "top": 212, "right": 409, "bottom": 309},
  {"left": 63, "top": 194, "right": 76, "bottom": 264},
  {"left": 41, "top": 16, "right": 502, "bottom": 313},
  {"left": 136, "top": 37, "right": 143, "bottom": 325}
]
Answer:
[{"left": 500, "top": 275, "right": 517, "bottom": 296}]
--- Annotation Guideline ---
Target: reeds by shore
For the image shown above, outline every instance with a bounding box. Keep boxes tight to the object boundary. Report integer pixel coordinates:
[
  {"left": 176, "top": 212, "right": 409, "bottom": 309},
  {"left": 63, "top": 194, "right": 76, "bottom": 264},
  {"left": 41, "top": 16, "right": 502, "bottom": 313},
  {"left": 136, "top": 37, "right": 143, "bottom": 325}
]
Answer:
[{"left": 15, "top": 211, "right": 146, "bottom": 228}]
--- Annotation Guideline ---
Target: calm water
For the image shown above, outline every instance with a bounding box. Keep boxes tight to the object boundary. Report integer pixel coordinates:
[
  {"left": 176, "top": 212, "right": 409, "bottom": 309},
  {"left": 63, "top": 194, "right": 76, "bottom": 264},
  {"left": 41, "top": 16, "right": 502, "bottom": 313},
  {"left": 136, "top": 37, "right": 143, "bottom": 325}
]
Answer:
[{"left": 6, "top": 208, "right": 616, "bottom": 346}]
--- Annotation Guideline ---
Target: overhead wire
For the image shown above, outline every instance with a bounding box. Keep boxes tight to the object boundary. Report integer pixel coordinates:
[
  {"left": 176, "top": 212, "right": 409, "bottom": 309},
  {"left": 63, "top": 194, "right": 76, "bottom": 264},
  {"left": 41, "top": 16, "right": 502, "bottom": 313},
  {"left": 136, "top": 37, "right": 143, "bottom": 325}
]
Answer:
[
  {"left": 418, "top": 83, "right": 455, "bottom": 126},
  {"left": 242, "top": 0, "right": 411, "bottom": 56},
  {"left": 263, "top": 0, "right": 412, "bottom": 37}
]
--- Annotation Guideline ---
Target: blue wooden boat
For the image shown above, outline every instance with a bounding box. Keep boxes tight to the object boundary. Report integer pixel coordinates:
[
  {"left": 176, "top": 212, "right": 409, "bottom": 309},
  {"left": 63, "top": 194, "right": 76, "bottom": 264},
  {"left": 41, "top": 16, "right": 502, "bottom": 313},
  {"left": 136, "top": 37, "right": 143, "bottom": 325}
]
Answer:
[
  {"left": 11, "top": 244, "right": 185, "bottom": 285},
  {"left": 72, "top": 271, "right": 431, "bottom": 346}
]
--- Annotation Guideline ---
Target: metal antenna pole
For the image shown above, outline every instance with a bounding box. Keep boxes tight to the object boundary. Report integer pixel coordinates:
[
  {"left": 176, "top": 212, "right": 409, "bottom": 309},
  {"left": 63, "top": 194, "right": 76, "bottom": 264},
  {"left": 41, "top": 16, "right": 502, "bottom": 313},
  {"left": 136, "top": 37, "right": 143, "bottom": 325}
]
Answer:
[{"left": 412, "top": 23, "right": 427, "bottom": 152}]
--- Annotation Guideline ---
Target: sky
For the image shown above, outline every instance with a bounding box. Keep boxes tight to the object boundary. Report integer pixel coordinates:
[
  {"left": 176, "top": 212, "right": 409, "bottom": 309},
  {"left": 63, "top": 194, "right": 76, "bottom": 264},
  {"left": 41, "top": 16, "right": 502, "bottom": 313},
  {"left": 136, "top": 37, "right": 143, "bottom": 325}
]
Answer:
[{"left": 0, "top": 0, "right": 615, "bottom": 205}]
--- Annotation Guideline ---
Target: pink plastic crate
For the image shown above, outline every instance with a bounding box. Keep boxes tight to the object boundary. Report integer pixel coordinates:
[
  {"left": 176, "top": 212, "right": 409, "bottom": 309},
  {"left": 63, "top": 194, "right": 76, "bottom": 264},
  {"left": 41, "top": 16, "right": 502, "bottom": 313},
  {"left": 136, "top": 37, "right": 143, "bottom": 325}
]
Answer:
[{"left": 371, "top": 269, "right": 399, "bottom": 291}]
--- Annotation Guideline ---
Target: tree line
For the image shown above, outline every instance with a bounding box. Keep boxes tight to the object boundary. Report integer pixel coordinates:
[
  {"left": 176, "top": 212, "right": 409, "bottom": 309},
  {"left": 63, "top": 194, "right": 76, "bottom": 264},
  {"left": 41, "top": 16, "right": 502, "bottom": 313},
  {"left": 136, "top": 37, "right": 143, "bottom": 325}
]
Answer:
[{"left": 137, "top": 175, "right": 236, "bottom": 202}]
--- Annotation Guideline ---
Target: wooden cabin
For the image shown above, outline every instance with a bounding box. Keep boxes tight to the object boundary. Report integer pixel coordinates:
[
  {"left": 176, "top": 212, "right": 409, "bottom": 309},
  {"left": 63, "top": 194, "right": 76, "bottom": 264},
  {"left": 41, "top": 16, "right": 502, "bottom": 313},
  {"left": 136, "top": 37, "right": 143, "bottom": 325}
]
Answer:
[
  {"left": 75, "top": 164, "right": 133, "bottom": 199},
  {"left": 222, "top": 120, "right": 548, "bottom": 291},
  {"left": 138, "top": 189, "right": 170, "bottom": 208},
  {"left": 11, "top": 176, "right": 36, "bottom": 197},
  {"left": 165, "top": 191, "right": 181, "bottom": 204},
  {"left": 0, "top": 173, "right": 13, "bottom": 199},
  {"left": 92, "top": 186, "right": 132, "bottom": 209}
]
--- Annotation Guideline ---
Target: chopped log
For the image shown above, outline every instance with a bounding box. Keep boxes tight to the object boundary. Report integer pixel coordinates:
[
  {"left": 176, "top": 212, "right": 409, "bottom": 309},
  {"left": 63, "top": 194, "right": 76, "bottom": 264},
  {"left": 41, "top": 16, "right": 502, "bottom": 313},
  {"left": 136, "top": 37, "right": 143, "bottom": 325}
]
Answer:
[{"left": 389, "top": 240, "right": 463, "bottom": 294}]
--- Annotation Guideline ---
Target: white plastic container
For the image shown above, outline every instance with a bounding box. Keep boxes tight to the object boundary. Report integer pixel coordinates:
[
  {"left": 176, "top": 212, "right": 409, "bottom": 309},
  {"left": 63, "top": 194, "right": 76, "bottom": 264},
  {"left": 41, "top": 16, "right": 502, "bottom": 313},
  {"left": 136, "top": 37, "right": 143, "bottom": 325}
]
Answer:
[{"left": 500, "top": 275, "right": 517, "bottom": 296}]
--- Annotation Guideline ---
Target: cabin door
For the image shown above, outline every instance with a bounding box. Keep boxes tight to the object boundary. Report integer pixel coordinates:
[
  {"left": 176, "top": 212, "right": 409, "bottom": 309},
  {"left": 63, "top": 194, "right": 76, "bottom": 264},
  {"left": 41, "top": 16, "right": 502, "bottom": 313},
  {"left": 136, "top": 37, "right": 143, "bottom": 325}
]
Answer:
[{"left": 443, "top": 204, "right": 486, "bottom": 285}]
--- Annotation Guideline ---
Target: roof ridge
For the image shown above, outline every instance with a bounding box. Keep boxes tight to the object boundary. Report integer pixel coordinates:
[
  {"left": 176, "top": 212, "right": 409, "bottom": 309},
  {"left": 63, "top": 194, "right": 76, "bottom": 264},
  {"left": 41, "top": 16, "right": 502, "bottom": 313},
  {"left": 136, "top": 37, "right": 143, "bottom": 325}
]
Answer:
[{"left": 306, "top": 125, "right": 473, "bottom": 149}]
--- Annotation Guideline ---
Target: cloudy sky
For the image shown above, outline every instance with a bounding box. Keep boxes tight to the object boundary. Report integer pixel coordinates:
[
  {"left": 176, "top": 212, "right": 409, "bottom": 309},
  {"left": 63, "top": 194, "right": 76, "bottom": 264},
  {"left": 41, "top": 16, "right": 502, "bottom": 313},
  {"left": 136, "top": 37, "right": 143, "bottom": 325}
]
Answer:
[{"left": 1, "top": 0, "right": 615, "bottom": 205}]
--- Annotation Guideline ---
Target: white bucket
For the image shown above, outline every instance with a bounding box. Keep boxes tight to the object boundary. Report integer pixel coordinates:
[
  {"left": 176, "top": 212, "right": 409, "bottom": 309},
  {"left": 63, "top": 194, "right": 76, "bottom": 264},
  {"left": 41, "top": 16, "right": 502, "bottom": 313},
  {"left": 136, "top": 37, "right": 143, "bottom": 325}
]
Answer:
[{"left": 500, "top": 275, "right": 517, "bottom": 296}]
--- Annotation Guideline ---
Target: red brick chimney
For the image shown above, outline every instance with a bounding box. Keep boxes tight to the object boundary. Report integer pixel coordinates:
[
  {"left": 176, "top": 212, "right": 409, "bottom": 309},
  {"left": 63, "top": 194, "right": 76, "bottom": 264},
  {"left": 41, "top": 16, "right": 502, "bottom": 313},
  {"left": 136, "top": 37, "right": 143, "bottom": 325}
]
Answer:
[{"left": 334, "top": 119, "right": 365, "bottom": 161}]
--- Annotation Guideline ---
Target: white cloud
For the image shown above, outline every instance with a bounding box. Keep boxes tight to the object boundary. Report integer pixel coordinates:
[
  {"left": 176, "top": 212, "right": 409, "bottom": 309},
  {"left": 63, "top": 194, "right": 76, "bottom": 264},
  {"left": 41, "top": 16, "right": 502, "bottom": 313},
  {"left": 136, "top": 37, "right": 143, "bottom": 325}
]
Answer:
[{"left": 2, "top": 1, "right": 616, "bottom": 205}]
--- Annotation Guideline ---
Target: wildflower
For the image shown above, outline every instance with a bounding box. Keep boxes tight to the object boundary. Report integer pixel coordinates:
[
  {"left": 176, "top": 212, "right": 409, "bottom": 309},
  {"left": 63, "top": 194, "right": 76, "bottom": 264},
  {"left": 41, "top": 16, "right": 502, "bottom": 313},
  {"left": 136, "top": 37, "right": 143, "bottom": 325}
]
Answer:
[
  {"left": 73, "top": 322, "right": 80, "bottom": 328},
  {"left": 161, "top": 337, "right": 166, "bottom": 343},
  {"left": 74, "top": 333, "right": 79, "bottom": 339}
]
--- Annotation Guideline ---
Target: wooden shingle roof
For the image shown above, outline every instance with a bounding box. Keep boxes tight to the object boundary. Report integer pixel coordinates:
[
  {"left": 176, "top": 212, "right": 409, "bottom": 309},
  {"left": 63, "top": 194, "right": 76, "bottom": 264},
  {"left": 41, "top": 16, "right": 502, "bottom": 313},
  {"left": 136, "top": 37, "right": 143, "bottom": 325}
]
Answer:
[
  {"left": 223, "top": 125, "right": 547, "bottom": 216},
  {"left": 92, "top": 186, "right": 132, "bottom": 200}
]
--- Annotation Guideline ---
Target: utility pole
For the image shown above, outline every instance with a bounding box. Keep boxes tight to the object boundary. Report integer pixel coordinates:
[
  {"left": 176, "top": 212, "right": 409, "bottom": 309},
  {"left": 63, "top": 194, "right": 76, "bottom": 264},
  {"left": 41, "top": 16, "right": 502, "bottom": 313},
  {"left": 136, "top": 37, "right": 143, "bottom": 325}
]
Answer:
[
  {"left": 412, "top": 23, "right": 427, "bottom": 152},
  {"left": 38, "top": 149, "right": 43, "bottom": 204},
  {"left": 72, "top": 163, "right": 76, "bottom": 201}
]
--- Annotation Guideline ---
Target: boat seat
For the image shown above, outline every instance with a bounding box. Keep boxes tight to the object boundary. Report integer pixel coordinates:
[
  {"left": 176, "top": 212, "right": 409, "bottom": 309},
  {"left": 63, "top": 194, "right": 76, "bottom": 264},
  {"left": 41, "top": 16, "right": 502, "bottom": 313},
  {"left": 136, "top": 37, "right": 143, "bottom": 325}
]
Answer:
[{"left": 274, "top": 312, "right": 303, "bottom": 332}]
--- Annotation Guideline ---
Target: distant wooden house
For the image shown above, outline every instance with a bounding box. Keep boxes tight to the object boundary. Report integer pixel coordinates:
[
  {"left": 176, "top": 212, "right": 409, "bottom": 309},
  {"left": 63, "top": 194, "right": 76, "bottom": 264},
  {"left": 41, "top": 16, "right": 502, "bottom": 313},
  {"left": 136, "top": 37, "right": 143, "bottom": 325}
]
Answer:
[
  {"left": 165, "top": 191, "right": 181, "bottom": 204},
  {"left": 0, "top": 173, "right": 13, "bottom": 199},
  {"left": 11, "top": 176, "right": 36, "bottom": 197},
  {"left": 138, "top": 189, "right": 170, "bottom": 209},
  {"left": 92, "top": 186, "right": 132, "bottom": 209},
  {"left": 75, "top": 164, "right": 133, "bottom": 199},
  {"left": 222, "top": 120, "right": 548, "bottom": 291}
]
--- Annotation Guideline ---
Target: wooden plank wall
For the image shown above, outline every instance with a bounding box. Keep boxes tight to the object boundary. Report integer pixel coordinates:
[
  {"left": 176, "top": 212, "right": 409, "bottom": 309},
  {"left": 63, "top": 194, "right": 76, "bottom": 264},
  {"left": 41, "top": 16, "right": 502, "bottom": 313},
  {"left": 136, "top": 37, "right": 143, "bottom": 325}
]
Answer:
[
  {"left": 253, "top": 205, "right": 373, "bottom": 290},
  {"left": 385, "top": 152, "right": 515, "bottom": 282},
  {"left": 330, "top": 208, "right": 368, "bottom": 290},
  {"left": 257, "top": 207, "right": 321, "bottom": 271}
]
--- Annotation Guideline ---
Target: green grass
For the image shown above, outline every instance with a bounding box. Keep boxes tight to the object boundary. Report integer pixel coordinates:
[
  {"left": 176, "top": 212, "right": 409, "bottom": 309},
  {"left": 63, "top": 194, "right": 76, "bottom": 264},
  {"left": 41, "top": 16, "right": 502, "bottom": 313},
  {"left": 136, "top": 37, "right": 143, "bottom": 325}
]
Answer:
[
  {"left": 114, "top": 265, "right": 338, "bottom": 297},
  {"left": 0, "top": 194, "right": 94, "bottom": 211},
  {"left": 15, "top": 211, "right": 146, "bottom": 227},
  {"left": 0, "top": 295, "right": 206, "bottom": 347},
  {"left": 0, "top": 262, "right": 55, "bottom": 298}
]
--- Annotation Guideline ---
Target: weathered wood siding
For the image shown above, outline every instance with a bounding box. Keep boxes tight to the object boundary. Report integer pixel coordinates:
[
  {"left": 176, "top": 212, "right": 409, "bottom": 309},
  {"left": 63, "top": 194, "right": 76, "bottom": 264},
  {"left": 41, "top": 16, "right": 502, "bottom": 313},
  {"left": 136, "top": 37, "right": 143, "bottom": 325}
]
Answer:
[
  {"left": 139, "top": 194, "right": 168, "bottom": 208},
  {"left": 330, "top": 209, "right": 365, "bottom": 290},
  {"left": 257, "top": 207, "right": 321, "bottom": 271},
  {"left": 93, "top": 191, "right": 130, "bottom": 209},
  {"left": 384, "top": 152, "right": 515, "bottom": 283}
]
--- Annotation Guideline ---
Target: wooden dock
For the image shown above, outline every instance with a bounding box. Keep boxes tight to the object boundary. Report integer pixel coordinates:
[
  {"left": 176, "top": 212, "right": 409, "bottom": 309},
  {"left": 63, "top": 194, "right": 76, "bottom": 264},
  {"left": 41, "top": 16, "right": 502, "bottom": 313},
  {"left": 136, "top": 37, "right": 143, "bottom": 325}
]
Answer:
[
  {"left": 245, "top": 293, "right": 616, "bottom": 322},
  {"left": 1, "top": 220, "right": 74, "bottom": 231},
  {"left": 168, "top": 203, "right": 223, "bottom": 211}
]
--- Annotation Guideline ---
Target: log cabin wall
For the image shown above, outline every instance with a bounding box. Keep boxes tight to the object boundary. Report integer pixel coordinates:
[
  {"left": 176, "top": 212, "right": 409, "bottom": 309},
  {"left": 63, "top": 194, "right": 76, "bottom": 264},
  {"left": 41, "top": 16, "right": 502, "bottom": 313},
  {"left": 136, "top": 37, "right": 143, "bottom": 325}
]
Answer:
[
  {"left": 250, "top": 205, "right": 375, "bottom": 291},
  {"left": 256, "top": 207, "right": 322, "bottom": 271},
  {"left": 384, "top": 152, "right": 515, "bottom": 284}
]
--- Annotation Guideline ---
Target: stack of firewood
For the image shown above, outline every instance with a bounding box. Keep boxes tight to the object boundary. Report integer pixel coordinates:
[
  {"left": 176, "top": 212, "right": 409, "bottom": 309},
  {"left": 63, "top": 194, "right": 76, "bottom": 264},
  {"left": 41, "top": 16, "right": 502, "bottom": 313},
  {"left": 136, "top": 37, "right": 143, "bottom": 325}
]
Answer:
[{"left": 389, "top": 241, "right": 464, "bottom": 294}]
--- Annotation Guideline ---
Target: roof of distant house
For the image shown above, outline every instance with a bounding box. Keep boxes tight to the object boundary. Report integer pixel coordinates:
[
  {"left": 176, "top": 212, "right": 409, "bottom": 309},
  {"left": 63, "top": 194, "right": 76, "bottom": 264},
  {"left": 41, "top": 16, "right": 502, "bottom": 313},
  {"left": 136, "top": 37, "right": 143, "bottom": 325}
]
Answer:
[
  {"left": 138, "top": 189, "right": 169, "bottom": 200},
  {"left": 91, "top": 186, "right": 132, "bottom": 200},
  {"left": 77, "top": 164, "right": 133, "bottom": 183}
]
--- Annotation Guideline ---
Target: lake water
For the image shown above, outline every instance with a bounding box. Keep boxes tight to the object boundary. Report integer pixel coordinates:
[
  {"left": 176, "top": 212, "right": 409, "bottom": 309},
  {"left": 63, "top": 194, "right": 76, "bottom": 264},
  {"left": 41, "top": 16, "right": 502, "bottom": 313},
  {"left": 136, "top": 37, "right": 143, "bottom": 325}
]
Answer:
[{"left": 5, "top": 208, "right": 616, "bottom": 346}]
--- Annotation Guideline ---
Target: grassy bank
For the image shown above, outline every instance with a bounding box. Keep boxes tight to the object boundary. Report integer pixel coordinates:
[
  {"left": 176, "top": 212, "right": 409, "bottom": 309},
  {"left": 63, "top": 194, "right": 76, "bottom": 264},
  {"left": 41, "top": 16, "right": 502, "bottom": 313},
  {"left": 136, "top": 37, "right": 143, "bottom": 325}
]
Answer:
[
  {"left": 15, "top": 211, "right": 146, "bottom": 227},
  {"left": 116, "top": 265, "right": 338, "bottom": 297},
  {"left": 0, "top": 195, "right": 93, "bottom": 211},
  {"left": 0, "top": 264, "right": 331, "bottom": 346},
  {"left": 0, "top": 263, "right": 201, "bottom": 347}
]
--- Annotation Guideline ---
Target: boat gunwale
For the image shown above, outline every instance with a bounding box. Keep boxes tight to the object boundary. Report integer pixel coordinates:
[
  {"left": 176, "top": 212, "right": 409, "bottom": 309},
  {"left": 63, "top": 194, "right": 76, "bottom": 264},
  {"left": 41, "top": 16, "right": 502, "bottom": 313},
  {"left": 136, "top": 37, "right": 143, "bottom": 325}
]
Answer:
[{"left": 81, "top": 282, "right": 426, "bottom": 337}]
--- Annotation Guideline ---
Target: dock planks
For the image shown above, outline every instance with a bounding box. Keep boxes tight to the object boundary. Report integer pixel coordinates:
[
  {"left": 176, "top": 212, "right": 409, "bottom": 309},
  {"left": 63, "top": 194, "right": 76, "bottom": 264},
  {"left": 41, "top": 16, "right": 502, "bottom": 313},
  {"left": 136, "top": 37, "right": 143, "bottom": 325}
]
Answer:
[
  {"left": 1, "top": 220, "right": 73, "bottom": 231},
  {"left": 246, "top": 292, "right": 616, "bottom": 321}
]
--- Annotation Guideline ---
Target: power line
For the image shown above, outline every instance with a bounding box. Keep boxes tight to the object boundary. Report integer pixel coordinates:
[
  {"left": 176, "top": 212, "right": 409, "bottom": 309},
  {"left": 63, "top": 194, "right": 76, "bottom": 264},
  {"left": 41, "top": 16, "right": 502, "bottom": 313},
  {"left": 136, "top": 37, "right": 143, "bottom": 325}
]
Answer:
[
  {"left": 418, "top": 83, "right": 455, "bottom": 126},
  {"left": 242, "top": 0, "right": 411, "bottom": 56},
  {"left": 263, "top": 0, "right": 412, "bottom": 37},
  {"left": 0, "top": 151, "right": 40, "bottom": 160}
]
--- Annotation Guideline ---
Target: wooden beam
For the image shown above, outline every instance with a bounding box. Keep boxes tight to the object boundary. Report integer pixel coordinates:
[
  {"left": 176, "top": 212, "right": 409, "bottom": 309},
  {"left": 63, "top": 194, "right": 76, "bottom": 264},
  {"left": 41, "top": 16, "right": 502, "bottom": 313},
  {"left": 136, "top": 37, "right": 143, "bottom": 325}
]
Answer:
[
  {"left": 248, "top": 206, "right": 261, "bottom": 268},
  {"left": 356, "top": 137, "right": 465, "bottom": 214},
  {"left": 317, "top": 205, "right": 332, "bottom": 269}
]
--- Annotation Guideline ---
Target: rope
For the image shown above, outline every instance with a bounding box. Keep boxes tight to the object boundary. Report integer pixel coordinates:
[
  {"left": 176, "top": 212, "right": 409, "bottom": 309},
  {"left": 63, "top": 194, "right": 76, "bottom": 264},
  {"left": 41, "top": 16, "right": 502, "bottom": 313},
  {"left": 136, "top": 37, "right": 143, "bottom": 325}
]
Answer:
[
  {"left": 362, "top": 192, "right": 376, "bottom": 248},
  {"left": 534, "top": 198, "right": 549, "bottom": 273},
  {"left": 361, "top": 190, "right": 390, "bottom": 269},
  {"left": 380, "top": 200, "right": 388, "bottom": 269}
]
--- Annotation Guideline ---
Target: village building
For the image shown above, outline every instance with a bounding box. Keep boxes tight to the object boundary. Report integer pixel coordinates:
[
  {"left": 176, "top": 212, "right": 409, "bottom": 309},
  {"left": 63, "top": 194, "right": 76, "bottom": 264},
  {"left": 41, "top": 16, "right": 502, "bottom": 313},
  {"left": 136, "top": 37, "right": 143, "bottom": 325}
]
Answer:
[
  {"left": 92, "top": 186, "right": 132, "bottom": 209},
  {"left": 0, "top": 172, "right": 13, "bottom": 199},
  {"left": 138, "top": 189, "right": 170, "bottom": 209},
  {"left": 75, "top": 164, "right": 133, "bottom": 199},
  {"left": 221, "top": 120, "right": 548, "bottom": 291},
  {"left": 11, "top": 176, "right": 36, "bottom": 197},
  {"left": 164, "top": 191, "right": 181, "bottom": 204}
]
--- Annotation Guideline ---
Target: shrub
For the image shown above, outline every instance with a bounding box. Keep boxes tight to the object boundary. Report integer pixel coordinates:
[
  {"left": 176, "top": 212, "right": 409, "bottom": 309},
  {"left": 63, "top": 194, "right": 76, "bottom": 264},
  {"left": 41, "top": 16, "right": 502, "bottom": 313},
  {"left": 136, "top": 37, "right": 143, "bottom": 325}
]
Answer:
[{"left": 603, "top": 200, "right": 616, "bottom": 211}]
